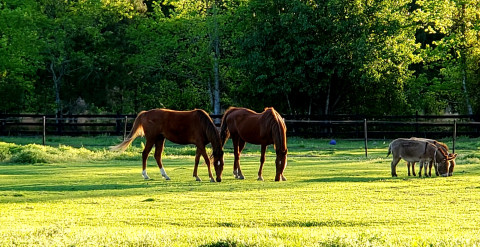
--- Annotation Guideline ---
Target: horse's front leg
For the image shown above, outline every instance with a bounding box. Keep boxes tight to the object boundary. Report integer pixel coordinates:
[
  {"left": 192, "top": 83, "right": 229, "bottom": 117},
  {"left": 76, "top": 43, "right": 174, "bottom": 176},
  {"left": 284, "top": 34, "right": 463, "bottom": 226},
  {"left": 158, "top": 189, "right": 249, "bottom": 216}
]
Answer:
[
  {"left": 193, "top": 148, "right": 202, "bottom": 181},
  {"left": 258, "top": 145, "right": 267, "bottom": 181},
  {"left": 199, "top": 146, "right": 215, "bottom": 182}
]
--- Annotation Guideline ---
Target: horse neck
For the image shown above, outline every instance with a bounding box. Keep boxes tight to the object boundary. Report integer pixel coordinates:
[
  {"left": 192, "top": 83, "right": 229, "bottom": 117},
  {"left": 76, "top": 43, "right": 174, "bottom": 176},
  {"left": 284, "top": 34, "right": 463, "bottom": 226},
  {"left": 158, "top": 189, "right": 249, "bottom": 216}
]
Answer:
[
  {"left": 201, "top": 117, "right": 222, "bottom": 156},
  {"left": 269, "top": 113, "right": 287, "bottom": 153}
]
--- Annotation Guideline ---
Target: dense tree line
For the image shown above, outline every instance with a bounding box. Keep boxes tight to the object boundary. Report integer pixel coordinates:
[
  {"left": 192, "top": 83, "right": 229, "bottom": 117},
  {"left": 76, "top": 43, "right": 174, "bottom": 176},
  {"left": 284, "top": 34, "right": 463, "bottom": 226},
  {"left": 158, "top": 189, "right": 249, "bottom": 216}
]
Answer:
[{"left": 1, "top": 0, "right": 479, "bottom": 116}]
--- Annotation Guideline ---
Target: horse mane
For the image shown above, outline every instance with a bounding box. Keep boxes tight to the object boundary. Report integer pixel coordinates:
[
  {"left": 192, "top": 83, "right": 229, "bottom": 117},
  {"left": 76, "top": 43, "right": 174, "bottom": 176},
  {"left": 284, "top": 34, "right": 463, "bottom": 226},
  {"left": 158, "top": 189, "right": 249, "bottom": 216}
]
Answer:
[
  {"left": 261, "top": 107, "right": 287, "bottom": 153},
  {"left": 196, "top": 109, "right": 223, "bottom": 157},
  {"left": 433, "top": 141, "right": 449, "bottom": 151}
]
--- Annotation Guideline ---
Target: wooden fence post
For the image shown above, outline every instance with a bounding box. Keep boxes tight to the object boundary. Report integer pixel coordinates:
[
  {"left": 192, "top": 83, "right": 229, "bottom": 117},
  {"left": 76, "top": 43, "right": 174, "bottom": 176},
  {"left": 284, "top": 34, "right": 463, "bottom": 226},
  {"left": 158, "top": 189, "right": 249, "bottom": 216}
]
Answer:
[
  {"left": 453, "top": 119, "right": 457, "bottom": 153},
  {"left": 364, "top": 119, "right": 368, "bottom": 158},
  {"left": 43, "top": 116, "right": 46, "bottom": 146},
  {"left": 123, "top": 116, "right": 128, "bottom": 140}
]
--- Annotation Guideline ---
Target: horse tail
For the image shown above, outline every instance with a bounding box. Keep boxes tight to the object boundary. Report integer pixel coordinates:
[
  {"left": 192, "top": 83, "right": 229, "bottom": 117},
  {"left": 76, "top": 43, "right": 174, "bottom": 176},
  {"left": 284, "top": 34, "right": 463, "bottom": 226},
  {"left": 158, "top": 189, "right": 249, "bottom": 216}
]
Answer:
[
  {"left": 110, "top": 111, "right": 146, "bottom": 152},
  {"left": 220, "top": 108, "right": 233, "bottom": 146}
]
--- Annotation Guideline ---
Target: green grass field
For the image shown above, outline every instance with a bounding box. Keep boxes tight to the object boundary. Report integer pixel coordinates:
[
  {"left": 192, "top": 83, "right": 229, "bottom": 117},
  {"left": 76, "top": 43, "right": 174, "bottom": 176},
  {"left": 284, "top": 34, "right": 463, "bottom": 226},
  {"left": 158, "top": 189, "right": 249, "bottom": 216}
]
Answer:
[{"left": 0, "top": 136, "right": 479, "bottom": 246}]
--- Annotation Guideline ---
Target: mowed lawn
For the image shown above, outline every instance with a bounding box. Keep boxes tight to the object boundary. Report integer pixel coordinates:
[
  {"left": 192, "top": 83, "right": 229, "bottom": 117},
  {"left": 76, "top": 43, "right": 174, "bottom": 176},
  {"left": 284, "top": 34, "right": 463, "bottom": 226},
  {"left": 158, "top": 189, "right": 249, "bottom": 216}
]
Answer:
[{"left": 0, "top": 137, "right": 479, "bottom": 246}]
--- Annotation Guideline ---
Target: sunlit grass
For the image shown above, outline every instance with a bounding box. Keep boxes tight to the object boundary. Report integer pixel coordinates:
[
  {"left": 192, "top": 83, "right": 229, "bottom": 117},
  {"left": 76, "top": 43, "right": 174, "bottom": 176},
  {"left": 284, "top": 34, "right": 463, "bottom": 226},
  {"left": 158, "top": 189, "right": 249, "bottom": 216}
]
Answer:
[{"left": 0, "top": 137, "right": 479, "bottom": 246}]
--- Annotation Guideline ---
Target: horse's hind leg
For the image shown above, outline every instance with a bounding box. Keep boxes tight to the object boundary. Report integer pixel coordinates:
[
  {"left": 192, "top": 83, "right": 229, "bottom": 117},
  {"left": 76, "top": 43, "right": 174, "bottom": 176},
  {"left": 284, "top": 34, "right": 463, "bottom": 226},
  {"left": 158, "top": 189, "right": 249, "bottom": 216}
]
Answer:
[
  {"left": 232, "top": 137, "right": 245, "bottom": 179},
  {"left": 154, "top": 137, "right": 170, "bottom": 180},
  {"left": 258, "top": 145, "right": 267, "bottom": 181},
  {"left": 142, "top": 139, "right": 155, "bottom": 180}
]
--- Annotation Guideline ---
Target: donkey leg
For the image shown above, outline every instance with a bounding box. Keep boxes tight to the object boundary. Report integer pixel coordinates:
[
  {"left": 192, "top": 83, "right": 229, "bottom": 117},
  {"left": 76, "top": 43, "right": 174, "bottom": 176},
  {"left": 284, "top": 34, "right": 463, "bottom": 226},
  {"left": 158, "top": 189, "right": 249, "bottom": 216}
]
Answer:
[
  {"left": 418, "top": 162, "right": 424, "bottom": 177},
  {"left": 428, "top": 161, "right": 433, "bottom": 177},
  {"left": 412, "top": 162, "right": 416, "bottom": 176},
  {"left": 407, "top": 162, "right": 411, "bottom": 176},
  {"left": 193, "top": 148, "right": 202, "bottom": 181},
  {"left": 141, "top": 140, "right": 155, "bottom": 180},
  {"left": 391, "top": 157, "right": 401, "bottom": 177},
  {"left": 258, "top": 145, "right": 267, "bottom": 181},
  {"left": 154, "top": 137, "right": 170, "bottom": 180},
  {"left": 448, "top": 160, "right": 455, "bottom": 176}
]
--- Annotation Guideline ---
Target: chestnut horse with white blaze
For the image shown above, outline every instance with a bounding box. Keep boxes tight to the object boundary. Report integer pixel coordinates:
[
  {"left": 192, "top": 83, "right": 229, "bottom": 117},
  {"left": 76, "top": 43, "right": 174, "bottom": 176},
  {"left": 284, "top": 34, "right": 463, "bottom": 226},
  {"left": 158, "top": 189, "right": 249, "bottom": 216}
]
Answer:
[
  {"left": 220, "top": 107, "right": 288, "bottom": 181},
  {"left": 111, "top": 109, "right": 224, "bottom": 182}
]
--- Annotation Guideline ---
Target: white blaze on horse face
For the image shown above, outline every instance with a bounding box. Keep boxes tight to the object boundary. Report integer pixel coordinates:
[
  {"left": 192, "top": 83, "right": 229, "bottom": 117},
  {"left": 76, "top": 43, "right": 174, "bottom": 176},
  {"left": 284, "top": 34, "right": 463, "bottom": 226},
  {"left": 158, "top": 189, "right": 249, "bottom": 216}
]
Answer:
[{"left": 217, "top": 161, "right": 220, "bottom": 166}]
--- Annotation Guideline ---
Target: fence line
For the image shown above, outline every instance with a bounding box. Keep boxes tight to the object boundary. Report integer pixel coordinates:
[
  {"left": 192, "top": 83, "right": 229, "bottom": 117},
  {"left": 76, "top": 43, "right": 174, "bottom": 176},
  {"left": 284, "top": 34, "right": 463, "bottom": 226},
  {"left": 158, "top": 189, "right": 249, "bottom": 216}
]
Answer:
[{"left": 1, "top": 114, "right": 479, "bottom": 141}]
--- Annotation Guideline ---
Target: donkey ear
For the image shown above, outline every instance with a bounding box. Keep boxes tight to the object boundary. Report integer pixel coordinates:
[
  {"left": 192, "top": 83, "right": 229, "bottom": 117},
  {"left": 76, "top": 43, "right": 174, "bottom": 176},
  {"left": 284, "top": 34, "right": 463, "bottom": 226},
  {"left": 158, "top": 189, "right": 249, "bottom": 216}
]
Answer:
[{"left": 450, "top": 153, "right": 458, "bottom": 159}]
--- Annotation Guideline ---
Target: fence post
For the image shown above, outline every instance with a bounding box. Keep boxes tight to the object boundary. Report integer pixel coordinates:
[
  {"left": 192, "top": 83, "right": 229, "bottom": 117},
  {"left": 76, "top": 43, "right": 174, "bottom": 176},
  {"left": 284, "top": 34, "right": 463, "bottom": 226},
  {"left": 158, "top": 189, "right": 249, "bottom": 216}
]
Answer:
[
  {"left": 453, "top": 119, "right": 457, "bottom": 153},
  {"left": 364, "top": 119, "right": 368, "bottom": 158},
  {"left": 43, "top": 116, "right": 46, "bottom": 146},
  {"left": 123, "top": 116, "right": 128, "bottom": 140}
]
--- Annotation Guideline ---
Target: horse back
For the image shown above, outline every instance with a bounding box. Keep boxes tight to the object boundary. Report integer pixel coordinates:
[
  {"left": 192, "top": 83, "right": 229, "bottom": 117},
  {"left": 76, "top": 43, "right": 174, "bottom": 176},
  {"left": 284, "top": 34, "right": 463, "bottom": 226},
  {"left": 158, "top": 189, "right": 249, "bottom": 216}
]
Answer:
[{"left": 142, "top": 109, "right": 206, "bottom": 145}]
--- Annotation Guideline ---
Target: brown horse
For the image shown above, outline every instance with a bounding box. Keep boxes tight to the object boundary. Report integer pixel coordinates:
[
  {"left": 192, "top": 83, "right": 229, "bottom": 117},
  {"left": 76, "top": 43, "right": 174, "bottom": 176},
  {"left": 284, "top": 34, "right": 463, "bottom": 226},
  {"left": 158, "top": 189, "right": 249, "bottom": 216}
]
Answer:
[
  {"left": 220, "top": 107, "right": 288, "bottom": 181},
  {"left": 111, "top": 109, "right": 224, "bottom": 182}
]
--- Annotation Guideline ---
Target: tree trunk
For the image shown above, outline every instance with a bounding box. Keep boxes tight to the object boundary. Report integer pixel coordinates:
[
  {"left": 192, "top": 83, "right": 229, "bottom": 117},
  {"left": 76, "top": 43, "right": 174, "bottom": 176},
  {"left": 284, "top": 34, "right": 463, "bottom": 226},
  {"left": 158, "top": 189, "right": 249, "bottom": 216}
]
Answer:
[{"left": 325, "top": 81, "right": 331, "bottom": 115}]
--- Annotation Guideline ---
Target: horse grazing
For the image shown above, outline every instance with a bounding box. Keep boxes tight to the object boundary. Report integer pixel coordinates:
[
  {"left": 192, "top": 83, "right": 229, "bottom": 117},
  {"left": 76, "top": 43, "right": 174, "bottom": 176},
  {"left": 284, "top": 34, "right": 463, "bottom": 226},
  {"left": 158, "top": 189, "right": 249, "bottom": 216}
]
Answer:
[
  {"left": 111, "top": 109, "right": 224, "bottom": 182},
  {"left": 387, "top": 138, "right": 455, "bottom": 177},
  {"left": 220, "top": 107, "right": 288, "bottom": 181}
]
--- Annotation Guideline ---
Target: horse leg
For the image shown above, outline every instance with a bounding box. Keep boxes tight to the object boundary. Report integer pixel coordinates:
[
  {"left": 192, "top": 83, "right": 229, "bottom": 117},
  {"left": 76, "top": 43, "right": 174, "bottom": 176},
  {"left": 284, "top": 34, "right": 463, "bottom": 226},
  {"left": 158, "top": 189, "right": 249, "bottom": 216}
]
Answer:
[
  {"left": 232, "top": 137, "right": 245, "bottom": 179},
  {"left": 199, "top": 146, "right": 215, "bottom": 182},
  {"left": 154, "top": 137, "right": 170, "bottom": 180},
  {"left": 258, "top": 145, "right": 267, "bottom": 181},
  {"left": 391, "top": 157, "right": 401, "bottom": 177},
  {"left": 193, "top": 148, "right": 202, "bottom": 181},
  {"left": 280, "top": 159, "right": 287, "bottom": 181},
  {"left": 141, "top": 139, "right": 155, "bottom": 180},
  {"left": 236, "top": 139, "right": 246, "bottom": 179}
]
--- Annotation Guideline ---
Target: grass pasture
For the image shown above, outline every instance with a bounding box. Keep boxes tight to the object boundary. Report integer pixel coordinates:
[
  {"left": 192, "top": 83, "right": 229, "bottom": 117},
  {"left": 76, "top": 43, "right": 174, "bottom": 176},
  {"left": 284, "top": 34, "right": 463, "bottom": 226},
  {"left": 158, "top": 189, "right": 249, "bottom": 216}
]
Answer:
[{"left": 0, "top": 137, "right": 479, "bottom": 246}]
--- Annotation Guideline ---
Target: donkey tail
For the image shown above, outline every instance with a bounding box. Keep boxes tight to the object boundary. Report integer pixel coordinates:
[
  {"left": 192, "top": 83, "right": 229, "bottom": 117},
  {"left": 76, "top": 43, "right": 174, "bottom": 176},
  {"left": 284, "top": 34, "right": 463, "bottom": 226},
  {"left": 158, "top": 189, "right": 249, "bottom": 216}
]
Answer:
[
  {"left": 110, "top": 111, "right": 146, "bottom": 152},
  {"left": 386, "top": 142, "right": 392, "bottom": 157},
  {"left": 220, "top": 108, "right": 234, "bottom": 146}
]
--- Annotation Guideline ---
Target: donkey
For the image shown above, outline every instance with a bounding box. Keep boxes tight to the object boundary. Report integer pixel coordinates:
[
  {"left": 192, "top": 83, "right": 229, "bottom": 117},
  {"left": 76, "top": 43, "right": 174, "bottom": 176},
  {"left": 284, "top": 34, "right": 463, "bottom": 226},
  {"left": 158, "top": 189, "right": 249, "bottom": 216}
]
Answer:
[
  {"left": 387, "top": 138, "right": 455, "bottom": 177},
  {"left": 406, "top": 138, "right": 457, "bottom": 177}
]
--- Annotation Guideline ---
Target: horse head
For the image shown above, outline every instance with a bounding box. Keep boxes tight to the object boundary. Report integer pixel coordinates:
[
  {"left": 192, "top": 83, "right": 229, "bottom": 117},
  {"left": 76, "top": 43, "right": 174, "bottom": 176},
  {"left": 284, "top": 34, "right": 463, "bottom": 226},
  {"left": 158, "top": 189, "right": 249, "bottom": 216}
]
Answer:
[
  {"left": 212, "top": 150, "right": 225, "bottom": 182},
  {"left": 275, "top": 149, "right": 288, "bottom": 171}
]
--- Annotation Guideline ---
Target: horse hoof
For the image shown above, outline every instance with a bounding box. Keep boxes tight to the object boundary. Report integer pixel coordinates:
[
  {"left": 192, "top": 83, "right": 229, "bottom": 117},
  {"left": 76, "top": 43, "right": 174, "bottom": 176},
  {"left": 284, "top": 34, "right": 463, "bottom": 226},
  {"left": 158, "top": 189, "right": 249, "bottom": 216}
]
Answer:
[
  {"left": 195, "top": 177, "right": 202, "bottom": 182},
  {"left": 210, "top": 178, "right": 215, "bottom": 182},
  {"left": 257, "top": 177, "right": 264, "bottom": 181}
]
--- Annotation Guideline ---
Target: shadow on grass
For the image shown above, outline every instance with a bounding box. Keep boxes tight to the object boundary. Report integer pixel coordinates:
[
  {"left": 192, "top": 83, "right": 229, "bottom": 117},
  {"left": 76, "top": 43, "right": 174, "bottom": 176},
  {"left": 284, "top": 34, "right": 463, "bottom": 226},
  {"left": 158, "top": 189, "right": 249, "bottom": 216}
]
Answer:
[
  {"left": 0, "top": 183, "right": 147, "bottom": 192},
  {"left": 300, "top": 176, "right": 393, "bottom": 183}
]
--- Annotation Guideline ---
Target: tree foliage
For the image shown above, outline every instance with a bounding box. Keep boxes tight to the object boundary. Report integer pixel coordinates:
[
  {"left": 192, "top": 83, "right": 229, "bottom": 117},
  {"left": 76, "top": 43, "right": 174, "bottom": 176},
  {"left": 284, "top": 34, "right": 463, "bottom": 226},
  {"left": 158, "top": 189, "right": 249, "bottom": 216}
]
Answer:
[{"left": 0, "top": 0, "right": 479, "bottom": 116}]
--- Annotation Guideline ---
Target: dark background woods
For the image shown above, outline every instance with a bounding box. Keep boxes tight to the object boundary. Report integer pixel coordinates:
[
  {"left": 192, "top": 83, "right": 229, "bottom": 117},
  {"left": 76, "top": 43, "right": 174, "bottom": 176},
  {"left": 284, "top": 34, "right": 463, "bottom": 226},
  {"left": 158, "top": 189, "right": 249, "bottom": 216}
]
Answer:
[{"left": 1, "top": 0, "right": 480, "bottom": 117}]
